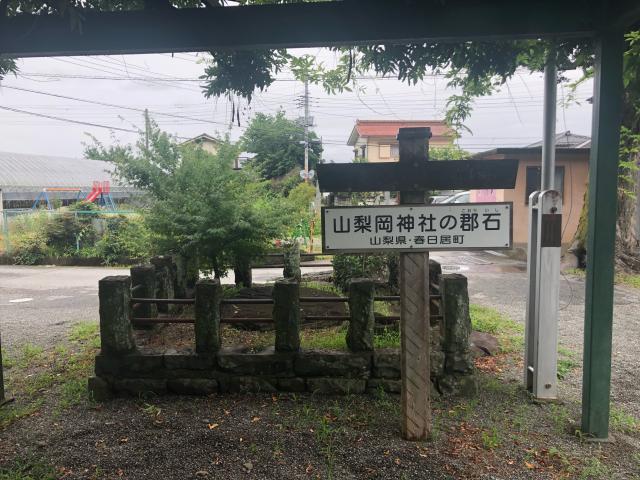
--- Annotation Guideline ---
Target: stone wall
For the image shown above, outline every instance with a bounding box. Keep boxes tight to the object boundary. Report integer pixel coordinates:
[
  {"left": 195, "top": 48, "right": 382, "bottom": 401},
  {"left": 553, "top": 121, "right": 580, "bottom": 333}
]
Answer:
[{"left": 90, "top": 256, "right": 476, "bottom": 400}]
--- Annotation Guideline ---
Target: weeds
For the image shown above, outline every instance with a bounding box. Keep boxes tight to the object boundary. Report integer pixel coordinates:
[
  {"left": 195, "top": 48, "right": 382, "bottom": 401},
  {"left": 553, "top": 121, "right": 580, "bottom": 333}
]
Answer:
[
  {"left": 470, "top": 304, "right": 523, "bottom": 353},
  {"left": 557, "top": 347, "right": 579, "bottom": 380},
  {"left": 18, "top": 344, "right": 44, "bottom": 368},
  {"left": 580, "top": 456, "right": 611, "bottom": 479},
  {"left": 373, "top": 327, "right": 400, "bottom": 349},
  {"left": 0, "top": 458, "right": 57, "bottom": 480},
  {"left": 481, "top": 427, "right": 501, "bottom": 450},
  {"left": 610, "top": 406, "right": 640, "bottom": 433},
  {"left": 300, "top": 326, "right": 347, "bottom": 351}
]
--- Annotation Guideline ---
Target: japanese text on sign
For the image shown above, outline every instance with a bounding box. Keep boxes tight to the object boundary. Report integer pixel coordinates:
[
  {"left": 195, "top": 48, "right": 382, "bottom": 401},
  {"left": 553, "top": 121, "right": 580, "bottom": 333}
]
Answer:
[{"left": 322, "top": 203, "right": 512, "bottom": 252}]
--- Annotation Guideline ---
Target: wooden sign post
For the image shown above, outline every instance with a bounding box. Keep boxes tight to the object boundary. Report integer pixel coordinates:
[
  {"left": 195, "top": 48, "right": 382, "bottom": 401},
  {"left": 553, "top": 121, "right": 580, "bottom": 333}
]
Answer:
[
  {"left": 397, "top": 128, "right": 431, "bottom": 440},
  {"left": 318, "top": 127, "right": 517, "bottom": 441}
]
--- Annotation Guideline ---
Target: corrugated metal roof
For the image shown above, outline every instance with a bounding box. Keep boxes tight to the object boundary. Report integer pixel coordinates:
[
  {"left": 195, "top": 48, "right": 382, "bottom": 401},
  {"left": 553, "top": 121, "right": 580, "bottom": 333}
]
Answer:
[{"left": 0, "top": 151, "right": 126, "bottom": 192}]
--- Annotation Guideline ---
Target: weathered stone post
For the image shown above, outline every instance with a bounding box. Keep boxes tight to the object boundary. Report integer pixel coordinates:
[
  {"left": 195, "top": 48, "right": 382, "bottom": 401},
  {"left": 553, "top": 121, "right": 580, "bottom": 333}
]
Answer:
[
  {"left": 151, "top": 256, "right": 175, "bottom": 313},
  {"left": 234, "top": 255, "right": 252, "bottom": 289},
  {"left": 185, "top": 255, "right": 200, "bottom": 295},
  {"left": 440, "top": 274, "right": 474, "bottom": 376},
  {"left": 346, "top": 278, "right": 375, "bottom": 352},
  {"left": 282, "top": 241, "right": 301, "bottom": 281},
  {"left": 99, "top": 276, "right": 137, "bottom": 355},
  {"left": 173, "top": 254, "right": 188, "bottom": 299},
  {"left": 273, "top": 278, "right": 300, "bottom": 352},
  {"left": 130, "top": 264, "right": 157, "bottom": 322},
  {"left": 195, "top": 278, "right": 222, "bottom": 354}
]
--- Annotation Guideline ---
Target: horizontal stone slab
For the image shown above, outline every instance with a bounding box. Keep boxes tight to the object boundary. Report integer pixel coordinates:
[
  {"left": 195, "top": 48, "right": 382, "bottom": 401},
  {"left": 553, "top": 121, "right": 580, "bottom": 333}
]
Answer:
[
  {"left": 294, "top": 352, "right": 371, "bottom": 378},
  {"left": 112, "top": 378, "right": 167, "bottom": 396},
  {"left": 217, "top": 352, "right": 294, "bottom": 377},
  {"left": 218, "top": 376, "right": 278, "bottom": 394},
  {"left": 307, "top": 378, "right": 366, "bottom": 395},
  {"left": 164, "top": 353, "right": 216, "bottom": 371},
  {"left": 167, "top": 378, "right": 218, "bottom": 395},
  {"left": 372, "top": 350, "right": 400, "bottom": 379}
]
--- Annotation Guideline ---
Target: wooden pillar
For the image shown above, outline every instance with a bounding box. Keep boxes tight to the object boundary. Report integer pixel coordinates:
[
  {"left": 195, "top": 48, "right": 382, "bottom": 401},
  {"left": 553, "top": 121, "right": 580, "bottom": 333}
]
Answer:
[
  {"left": 398, "top": 127, "right": 431, "bottom": 441},
  {"left": 581, "top": 29, "right": 625, "bottom": 439}
]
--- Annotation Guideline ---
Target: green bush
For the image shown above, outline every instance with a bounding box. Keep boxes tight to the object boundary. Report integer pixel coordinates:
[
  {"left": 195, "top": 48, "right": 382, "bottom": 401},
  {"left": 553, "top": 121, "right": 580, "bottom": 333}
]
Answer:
[
  {"left": 12, "top": 230, "right": 48, "bottom": 265},
  {"left": 96, "top": 215, "right": 151, "bottom": 264},
  {"left": 332, "top": 253, "right": 391, "bottom": 292}
]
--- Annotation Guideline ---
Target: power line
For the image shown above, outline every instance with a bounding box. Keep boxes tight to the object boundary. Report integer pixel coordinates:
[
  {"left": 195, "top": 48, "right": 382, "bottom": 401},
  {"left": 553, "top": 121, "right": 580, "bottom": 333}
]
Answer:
[{"left": 0, "top": 84, "right": 236, "bottom": 128}]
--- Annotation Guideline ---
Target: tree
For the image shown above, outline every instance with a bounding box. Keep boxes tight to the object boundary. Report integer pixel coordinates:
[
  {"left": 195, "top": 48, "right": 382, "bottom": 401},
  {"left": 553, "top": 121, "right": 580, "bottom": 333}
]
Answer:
[
  {"left": 86, "top": 118, "right": 290, "bottom": 276},
  {"left": 240, "top": 111, "right": 322, "bottom": 180}
]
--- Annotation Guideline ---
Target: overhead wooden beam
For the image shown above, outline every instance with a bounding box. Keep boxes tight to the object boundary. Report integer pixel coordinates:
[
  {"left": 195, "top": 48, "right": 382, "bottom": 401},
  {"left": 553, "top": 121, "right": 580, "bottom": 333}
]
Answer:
[
  {"left": 0, "top": 0, "right": 598, "bottom": 57},
  {"left": 317, "top": 159, "right": 519, "bottom": 193}
]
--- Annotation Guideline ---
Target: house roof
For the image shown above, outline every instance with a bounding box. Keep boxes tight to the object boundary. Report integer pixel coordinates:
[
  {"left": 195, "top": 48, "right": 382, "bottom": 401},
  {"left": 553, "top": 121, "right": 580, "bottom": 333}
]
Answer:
[
  {"left": 181, "top": 133, "right": 220, "bottom": 145},
  {"left": 347, "top": 120, "right": 453, "bottom": 146},
  {"left": 0, "top": 151, "right": 127, "bottom": 191},
  {"left": 473, "top": 131, "right": 591, "bottom": 159},
  {"left": 525, "top": 131, "right": 591, "bottom": 148}
]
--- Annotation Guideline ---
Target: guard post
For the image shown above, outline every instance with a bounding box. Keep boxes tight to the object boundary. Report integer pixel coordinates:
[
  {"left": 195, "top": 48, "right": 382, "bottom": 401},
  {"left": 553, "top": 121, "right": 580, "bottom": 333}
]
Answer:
[{"left": 524, "top": 190, "right": 562, "bottom": 399}]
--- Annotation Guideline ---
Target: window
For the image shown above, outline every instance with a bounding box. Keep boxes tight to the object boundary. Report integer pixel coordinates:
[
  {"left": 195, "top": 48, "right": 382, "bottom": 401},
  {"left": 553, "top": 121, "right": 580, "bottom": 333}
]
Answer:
[
  {"left": 379, "top": 144, "right": 391, "bottom": 159},
  {"left": 525, "top": 166, "right": 564, "bottom": 204},
  {"left": 390, "top": 144, "right": 400, "bottom": 157}
]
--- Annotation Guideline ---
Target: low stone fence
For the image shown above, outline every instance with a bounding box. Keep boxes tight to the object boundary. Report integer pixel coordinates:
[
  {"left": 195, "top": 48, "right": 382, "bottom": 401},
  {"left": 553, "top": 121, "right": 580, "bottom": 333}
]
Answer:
[{"left": 89, "top": 259, "right": 477, "bottom": 400}]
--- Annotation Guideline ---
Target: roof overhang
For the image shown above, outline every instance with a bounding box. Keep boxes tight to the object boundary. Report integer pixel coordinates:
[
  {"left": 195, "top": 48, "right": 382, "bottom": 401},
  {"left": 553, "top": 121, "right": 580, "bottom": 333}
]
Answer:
[
  {"left": 473, "top": 147, "right": 591, "bottom": 158},
  {"left": 1, "top": 0, "right": 635, "bottom": 58}
]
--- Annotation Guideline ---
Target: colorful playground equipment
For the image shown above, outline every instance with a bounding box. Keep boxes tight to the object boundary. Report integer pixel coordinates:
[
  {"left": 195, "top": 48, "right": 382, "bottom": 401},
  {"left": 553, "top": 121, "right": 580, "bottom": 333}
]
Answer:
[{"left": 31, "top": 181, "right": 116, "bottom": 210}]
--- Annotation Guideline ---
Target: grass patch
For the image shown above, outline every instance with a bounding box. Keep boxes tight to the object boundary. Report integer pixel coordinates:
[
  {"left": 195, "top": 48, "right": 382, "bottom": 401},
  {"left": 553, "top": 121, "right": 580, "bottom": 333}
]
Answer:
[
  {"left": 610, "top": 406, "right": 640, "bottom": 434},
  {"left": 68, "top": 322, "right": 99, "bottom": 343},
  {"left": 616, "top": 272, "right": 640, "bottom": 289},
  {"left": 300, "top": 326, "right": 347, "bottom": 351},
  {"left": 557, "top": 347, "right": 579, "bottom": 380},
  {"left": 17, "top": 344, "right": 44, "bottom": 368},
  {"left": 470, "top": 304, "right": 523, "bottom": 353},
  {"left": 0, "top": 458, "right": 57, "bottom": 480},
  {"left": 373, "top": 327, "right": 400, "bottom": 349},
  {"left": 301, "top": 281, "right": 343, "bottom": 297},
  {"left": 565, "top": 267, "right": 586, "bottom": 278}
]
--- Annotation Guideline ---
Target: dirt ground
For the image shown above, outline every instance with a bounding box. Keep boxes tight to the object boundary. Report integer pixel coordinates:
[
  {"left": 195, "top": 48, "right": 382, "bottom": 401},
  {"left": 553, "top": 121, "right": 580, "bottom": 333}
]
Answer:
[{"left": 1, "top": 279, "right": 639, "bottom": 479}]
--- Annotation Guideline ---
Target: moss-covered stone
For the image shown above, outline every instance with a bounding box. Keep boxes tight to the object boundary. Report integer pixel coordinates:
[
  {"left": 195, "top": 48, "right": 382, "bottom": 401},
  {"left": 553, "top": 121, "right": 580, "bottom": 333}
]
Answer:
[
  {"left": 219, "top": 376, "right": 278, "bottom": 393},
  {"left": 217, "top": 352, "right": 294, "bottom": 376},
  {"left": 130, "top": 264, "right": 157, "bottom": 323},
  {"left": 88, "top": 376, "right": 113, "bottom": 401},
  {"left": 99, "top": 276, "right": 137, "bottom": 356},
  {"left": 273, "top": 278, "right": 300, "bottom": 352},
  {"left": 112, "top": 378, "right": 167, "bottom": 396},
  {"left": 167, "top": 378, "right": 218, "bottom": 395},
  {"left": 372, "top": 350, "right": 400, "bottom": 379},
  {"left": 346, "top": 279, "right": 375, "bottom": 352},
  {"left": 282, "top": 241, "right": 301, "bottom": 281},
  {"left": 307, "top": 378, "right": 366, "bottom": 395},
  {"left": 294, "top": 352, "right": 371, "bottom": 378},
  {"left": 277, "top": 377, "right": 306, "bottom": 392},
  {"left": 195, "top": 279, "right": 222, "bottom": 354},
  {"left": 440, "top": 274, "right": 474, "bottom": 375}
]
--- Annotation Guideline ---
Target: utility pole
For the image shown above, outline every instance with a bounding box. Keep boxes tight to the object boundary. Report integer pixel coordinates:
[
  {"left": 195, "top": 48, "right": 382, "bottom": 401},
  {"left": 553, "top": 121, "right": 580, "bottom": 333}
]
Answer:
[
  {"left": 304, "top": 78, "right": 310, "bottom": 183},
  {"left": 144, "top": 108, "right": 150, "bottom": 152}
]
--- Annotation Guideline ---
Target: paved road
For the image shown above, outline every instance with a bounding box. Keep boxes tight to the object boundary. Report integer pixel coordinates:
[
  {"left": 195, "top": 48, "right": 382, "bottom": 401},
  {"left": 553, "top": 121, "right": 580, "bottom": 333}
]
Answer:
[
  {"left": 0, "top": 264, "right": 334, "bottom": 353},
  {"left": 0, "top": 253, "right": 515, "bottom": 353}
]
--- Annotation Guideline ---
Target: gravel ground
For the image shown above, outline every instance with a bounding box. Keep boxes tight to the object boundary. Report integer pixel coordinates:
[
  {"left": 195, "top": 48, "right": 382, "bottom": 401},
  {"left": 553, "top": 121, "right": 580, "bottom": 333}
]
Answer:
[{"left": 466, "top": 270, "right": 640, "bottom": 418}]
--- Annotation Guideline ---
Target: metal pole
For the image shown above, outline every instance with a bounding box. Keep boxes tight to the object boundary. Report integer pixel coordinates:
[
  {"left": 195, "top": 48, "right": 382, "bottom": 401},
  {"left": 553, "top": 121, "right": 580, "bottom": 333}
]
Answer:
[
  {"left": 541, "top": 43, "right": 557, "bottom": 190},
  {"left": 581, "top": 29, "right": 625, "bottom": 440},
  {"left": 304, "top": 79, "right": 311, "bottom": 183}
]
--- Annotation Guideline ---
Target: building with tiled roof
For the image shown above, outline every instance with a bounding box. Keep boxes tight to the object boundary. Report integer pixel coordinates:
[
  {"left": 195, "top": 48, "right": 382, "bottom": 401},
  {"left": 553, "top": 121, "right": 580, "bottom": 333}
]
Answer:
[{"left": 347, "top": 120, "right": 454, "bottom": 162}]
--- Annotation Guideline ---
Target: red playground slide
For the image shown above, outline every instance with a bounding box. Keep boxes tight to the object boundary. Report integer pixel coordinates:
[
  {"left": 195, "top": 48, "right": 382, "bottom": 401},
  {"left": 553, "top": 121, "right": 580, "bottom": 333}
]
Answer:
[{"left": 85, "top": 181, "right": 103, "bottom": 202}]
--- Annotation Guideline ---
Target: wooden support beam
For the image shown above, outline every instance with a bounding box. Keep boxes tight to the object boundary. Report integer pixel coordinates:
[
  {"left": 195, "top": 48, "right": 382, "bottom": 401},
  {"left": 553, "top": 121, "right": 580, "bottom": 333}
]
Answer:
[
  {"left": 0, "top": 0, "right": 598, "bottom": 57},
  {"left": 317, "top": 159, "right": 518, "bottom": 193},
  {"left": 581, "top": 29, "right": 625, "bottom": 440}
]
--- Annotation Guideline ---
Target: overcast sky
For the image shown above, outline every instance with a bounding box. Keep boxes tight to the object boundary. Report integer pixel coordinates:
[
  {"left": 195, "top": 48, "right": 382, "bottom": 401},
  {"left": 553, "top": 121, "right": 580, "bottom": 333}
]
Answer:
[{"left": 0, "top": 49, "right": 594, "bottom": 162}]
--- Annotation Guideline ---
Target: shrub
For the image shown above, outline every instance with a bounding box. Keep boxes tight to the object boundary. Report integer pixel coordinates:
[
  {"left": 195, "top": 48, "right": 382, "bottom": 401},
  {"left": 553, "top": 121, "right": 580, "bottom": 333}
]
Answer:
[
  {"left": 332, "top": 253, "right": 390, "bottom": 292},
  {"left": 12, "top": 230, "right": 48, "bottom": 265},
  {"left": 95, "top": 215, "right": 151, "bottom": 264}
]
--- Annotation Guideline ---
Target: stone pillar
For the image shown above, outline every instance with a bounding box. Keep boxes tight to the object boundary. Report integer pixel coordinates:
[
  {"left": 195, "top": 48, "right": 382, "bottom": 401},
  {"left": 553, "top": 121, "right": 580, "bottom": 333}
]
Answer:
[
  {"left": 346, "top": 278, "right": 375, "bottom": 352},
  {"left": 185, "top": 255, "right": 200, "bottom": 294},
  {"left": 151, "top": 256, "right": 175, "bottom": 313},
  {"left": 130, "top": 264, "right": 157, "bottom": 322},
  {"left": 440, "top": 274, "right": 474, "bottom": 375},
  {"left": 195, "top": 279, "right": 222, "bottom": 354},
  {"left": 282, "top": 241, "right": 301, "bottom": 281},
  {"left": 234, "top": 255, "right": 252, "bottom": 289},
  {"left": 99, "top": 276, "right": 137, "bottom": 355},
  {"left": 273, "top": 278, "right": 300, "bottom": 352},
  {"left": 173, "top": 254, "right": 188, "bottom": 299}
]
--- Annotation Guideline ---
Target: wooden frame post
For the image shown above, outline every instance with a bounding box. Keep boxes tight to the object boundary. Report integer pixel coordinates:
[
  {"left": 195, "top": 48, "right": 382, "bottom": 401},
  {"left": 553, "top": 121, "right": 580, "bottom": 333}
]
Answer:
[
  {"left": 581, "top": 29, "right": 625, "bottom": 439},
  {"left": 398, "top": 127, "right": 431, "bottom": 441}
]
